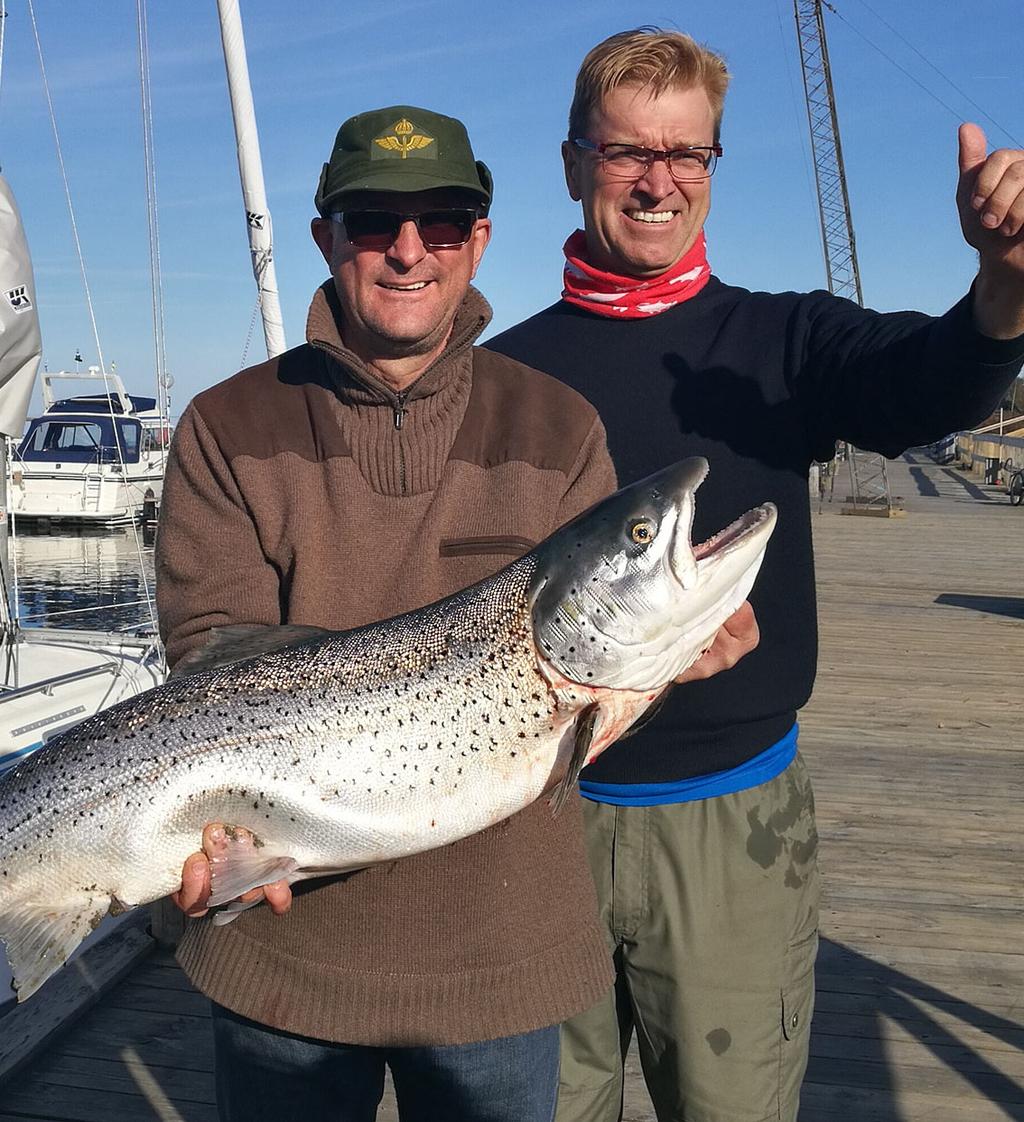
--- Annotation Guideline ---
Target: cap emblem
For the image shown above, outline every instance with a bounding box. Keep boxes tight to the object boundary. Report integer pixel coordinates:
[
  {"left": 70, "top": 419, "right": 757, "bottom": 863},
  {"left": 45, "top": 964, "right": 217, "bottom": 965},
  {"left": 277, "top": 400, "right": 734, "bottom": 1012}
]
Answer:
[{"left": 372, "top": 117, "right": 437, "bottom": 160}]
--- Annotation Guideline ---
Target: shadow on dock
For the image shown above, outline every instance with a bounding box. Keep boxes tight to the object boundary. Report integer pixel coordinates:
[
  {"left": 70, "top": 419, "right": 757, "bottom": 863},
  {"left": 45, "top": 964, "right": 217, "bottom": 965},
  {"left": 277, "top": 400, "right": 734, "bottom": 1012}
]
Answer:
[
  {"left": 934, "top": 593, "right": 1024, "bottom": 621},
  {"left": 806, "top": 938, "right": 1024, "bottom": 1121}
]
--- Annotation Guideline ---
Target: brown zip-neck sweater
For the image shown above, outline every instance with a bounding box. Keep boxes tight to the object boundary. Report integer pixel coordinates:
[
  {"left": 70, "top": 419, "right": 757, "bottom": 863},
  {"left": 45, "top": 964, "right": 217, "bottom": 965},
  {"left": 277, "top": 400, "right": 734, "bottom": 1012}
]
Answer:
[{"left": 156, "top": 281, "right": 616, "bottom": 1045}]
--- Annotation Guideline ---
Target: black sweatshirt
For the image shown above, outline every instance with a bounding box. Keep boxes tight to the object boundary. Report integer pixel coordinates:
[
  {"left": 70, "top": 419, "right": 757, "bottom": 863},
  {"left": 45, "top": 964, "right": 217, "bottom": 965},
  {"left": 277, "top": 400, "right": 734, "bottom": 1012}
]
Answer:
[{"left": 488, "top": 278, "right": 1024, "bottom": 785}]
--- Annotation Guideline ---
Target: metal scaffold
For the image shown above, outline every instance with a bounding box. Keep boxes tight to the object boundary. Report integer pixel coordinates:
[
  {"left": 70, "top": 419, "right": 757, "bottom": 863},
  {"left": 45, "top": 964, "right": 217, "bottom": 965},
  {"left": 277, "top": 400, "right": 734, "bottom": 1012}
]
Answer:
[{"left": 794, "top": 0, "right": 899, "bottom": 516}]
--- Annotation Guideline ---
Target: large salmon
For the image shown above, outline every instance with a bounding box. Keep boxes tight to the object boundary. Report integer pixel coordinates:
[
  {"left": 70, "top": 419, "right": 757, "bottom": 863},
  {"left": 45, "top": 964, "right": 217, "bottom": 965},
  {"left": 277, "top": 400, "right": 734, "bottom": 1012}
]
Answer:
[{"left": 0, "top": 458, "right": 775, "bottom": 1001}]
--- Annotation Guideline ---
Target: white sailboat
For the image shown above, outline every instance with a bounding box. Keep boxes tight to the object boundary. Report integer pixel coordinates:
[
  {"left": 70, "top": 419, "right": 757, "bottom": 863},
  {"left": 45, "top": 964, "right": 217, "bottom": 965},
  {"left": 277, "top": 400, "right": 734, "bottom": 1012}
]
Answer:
[{"left": 0, "top": 176, "right": 163, "bottom": 771}]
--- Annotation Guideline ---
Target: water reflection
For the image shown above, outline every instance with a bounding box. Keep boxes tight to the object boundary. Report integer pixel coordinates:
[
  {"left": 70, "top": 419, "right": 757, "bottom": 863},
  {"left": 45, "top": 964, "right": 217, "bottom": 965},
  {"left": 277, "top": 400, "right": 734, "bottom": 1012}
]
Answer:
[{"left": 10, "top": 524, "right": 158, "bottom": 634}]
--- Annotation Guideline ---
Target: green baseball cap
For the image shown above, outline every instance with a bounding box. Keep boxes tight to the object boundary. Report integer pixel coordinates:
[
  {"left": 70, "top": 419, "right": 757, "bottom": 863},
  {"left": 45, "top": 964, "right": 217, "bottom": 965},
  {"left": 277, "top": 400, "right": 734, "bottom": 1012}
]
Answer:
[{"left": 315, "top": 105, "right": 493, "bottom": 216}]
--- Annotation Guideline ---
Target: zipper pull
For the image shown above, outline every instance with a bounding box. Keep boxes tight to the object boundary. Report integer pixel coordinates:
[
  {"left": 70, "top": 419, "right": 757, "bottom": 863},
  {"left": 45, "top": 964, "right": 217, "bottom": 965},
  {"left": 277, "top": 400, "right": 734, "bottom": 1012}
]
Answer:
[{"left": 393, "top": 394, "right": 407, "bottom": 430}]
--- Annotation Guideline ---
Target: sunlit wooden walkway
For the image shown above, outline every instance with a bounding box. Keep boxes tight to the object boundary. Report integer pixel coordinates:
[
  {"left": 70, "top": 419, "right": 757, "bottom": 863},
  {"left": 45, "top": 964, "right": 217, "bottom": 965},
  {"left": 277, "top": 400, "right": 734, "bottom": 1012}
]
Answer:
[{"left": 2, "top": 452, "right": 1021, "bottom": 1122}]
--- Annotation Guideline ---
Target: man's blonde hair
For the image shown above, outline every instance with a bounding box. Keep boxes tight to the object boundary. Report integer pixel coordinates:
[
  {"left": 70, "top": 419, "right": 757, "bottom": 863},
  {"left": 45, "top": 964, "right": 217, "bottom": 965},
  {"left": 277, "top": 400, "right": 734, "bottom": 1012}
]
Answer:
[{"left": 568, "top": 27, "right": 731, "bottom": 142}]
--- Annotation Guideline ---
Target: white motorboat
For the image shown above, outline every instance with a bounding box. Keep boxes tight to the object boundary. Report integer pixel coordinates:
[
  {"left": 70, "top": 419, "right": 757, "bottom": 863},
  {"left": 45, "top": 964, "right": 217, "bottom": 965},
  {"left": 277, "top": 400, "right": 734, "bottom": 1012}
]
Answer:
[{"left": 10, "top": 368, "right": 168, "bottom": 526}]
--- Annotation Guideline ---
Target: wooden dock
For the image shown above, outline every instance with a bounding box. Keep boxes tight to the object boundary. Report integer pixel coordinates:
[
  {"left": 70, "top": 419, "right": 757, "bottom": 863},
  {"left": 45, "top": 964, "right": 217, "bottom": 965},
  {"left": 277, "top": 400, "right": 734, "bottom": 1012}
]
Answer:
[{"left": 2, "top": 452, "right": 1021, "bottom": 1122}]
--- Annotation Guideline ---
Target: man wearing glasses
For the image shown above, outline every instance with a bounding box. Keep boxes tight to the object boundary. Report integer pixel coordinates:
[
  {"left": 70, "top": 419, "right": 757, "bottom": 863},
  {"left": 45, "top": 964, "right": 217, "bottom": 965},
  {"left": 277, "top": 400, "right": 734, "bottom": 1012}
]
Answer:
[
  {"left": 489, "top": 27, "right": 1024, "bottom": 1122},
  {"left": 157, "top": 105, "right": 617, "bottom": 1121}
]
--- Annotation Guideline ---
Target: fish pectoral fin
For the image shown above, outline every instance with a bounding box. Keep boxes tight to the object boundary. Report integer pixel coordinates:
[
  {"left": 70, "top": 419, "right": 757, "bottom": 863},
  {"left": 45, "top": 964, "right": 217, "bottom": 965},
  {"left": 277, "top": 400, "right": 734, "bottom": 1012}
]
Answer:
[
  {"left": 211, "top": 896, "right": 265, "bottom": 926},
  {"left": 209, "top": 863, "right": 366, "bottom": 926},
  {"left": 0, "top": 891, "right": 121, "bottom": 1003},
  {"left": 207, "top": 848, "right": 300, "bottom": 909},
  {"left": 550, "top": 704, "right": 599, "bottom": 816}
]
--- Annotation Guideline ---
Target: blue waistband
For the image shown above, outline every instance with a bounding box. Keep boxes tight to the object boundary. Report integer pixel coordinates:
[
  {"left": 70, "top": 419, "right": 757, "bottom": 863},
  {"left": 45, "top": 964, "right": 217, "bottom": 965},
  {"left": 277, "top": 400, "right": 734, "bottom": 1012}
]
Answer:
[{"left": 579, "top": 723, "right": 799, "bottom": 806}]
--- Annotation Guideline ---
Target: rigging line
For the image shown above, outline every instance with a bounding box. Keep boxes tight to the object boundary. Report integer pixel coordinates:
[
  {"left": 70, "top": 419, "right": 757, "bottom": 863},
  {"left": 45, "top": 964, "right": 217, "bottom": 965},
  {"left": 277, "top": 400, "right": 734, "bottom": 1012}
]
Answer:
[
  {"left": 28, "top": 1, "right": 135, "bottom": 502},
  {"left": 131, "top": 0, "right": 164, "bottom": 631},
  {"left": 17, "top": 599, "right": 158, "bottom": 625},
  {"left": 136, "top": 0, "right": 169, "bottom": 426},
  {"left": 848, "top": 0, "right": 1021, "bottom": 148},
  {"left": 0, "top": 1, "right": 6, "bottom": 123},
  {"left": 26, "top": 0, "right": 108, "bottom": 379},
  {"left": 239, "top": 296, "right": 260, "bottom": 369},
  {"left": 825, "top": 2, "right": 1021, "bottom": 146}
]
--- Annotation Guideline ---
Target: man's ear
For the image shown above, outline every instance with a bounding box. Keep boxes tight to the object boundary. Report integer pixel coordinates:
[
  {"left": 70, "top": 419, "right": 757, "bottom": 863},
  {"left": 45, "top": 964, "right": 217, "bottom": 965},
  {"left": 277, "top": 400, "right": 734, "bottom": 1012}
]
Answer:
[
  {"left": 469, "top": 217, "right": 492, "bottom": 280},
  {"left": 562, "top": 140, "right": 582, "bottom": 202},
  {"left": 311, "top": 217, "right": 335, "bottom": 265}
]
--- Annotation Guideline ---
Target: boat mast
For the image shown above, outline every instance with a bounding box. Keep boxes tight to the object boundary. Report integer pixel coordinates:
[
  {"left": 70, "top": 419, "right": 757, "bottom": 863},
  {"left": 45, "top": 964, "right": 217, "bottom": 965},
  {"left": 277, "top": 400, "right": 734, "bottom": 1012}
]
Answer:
[{"left": 216, "top": 0, "right": 287, "bottom": 359}]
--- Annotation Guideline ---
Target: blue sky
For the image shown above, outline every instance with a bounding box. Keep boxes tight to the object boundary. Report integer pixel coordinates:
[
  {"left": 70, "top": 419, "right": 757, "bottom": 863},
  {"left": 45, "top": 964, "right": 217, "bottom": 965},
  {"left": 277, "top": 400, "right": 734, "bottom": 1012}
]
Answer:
[{"left": 2, "top": 0, "right": 1021, "bottom": 416}]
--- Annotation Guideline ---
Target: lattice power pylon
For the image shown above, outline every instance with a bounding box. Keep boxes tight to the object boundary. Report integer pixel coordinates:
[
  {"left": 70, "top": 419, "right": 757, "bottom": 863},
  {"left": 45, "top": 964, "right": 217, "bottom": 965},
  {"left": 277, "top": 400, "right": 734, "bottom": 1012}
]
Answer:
[{"left": 794, "top": 0, "right": 899, "bottom": 516}]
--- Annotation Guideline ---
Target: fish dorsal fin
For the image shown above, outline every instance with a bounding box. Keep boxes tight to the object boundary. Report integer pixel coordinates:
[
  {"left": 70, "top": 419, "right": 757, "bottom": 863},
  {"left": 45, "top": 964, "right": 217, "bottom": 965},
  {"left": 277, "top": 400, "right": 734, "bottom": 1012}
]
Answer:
[
  {"left": 550, "top": 704, "right": 600, "bottom": 816},
  {"left": 171, "top": 624, "right": 330, "bottom": 678}
]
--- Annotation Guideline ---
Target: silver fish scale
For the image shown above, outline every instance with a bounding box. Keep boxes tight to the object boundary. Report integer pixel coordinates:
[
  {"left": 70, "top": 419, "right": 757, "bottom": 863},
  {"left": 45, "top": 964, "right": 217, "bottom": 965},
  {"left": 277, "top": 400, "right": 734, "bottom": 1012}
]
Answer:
[{"left": 0, "top": 555, "right": 577, "bottom": 928}]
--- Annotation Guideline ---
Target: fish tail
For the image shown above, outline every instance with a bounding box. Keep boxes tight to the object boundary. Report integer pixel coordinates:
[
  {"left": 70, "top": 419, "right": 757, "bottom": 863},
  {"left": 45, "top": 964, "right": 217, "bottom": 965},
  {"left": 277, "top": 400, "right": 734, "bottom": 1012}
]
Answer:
[{"left": 0, "top": 888, "right": 125, "bottom": 1002}]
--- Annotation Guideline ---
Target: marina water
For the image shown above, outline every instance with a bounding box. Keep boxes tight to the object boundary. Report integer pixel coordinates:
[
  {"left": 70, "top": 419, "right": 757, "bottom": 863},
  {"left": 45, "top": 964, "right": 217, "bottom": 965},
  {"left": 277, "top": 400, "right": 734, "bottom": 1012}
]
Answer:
[{"left": 12, "top": 524, "right": 158, "bottom": 634}]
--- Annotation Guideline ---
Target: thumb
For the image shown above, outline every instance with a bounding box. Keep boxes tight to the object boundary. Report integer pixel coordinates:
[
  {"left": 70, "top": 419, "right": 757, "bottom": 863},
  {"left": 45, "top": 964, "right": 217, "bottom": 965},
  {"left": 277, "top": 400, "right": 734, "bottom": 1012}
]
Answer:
[{"left": 958, "top": 122, "right": 987, "bottom": 176}]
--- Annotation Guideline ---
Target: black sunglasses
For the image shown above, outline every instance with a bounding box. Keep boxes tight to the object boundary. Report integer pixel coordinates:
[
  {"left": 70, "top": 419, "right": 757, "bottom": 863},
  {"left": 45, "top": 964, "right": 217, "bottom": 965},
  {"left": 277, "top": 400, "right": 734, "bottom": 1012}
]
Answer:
[{"left": 334, "top": 209, "right": 479, "bottom": 250}]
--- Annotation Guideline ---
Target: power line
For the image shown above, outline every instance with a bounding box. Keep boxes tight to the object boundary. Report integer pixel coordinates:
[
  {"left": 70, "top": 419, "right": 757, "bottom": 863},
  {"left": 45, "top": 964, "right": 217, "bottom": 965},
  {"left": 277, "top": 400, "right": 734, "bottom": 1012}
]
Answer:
[
  {"left": 848, "top": 0, "right": 1021, "bottom": 147},
  {"left": 827, "top": 0, "right": 1022, "bottom": 148}
]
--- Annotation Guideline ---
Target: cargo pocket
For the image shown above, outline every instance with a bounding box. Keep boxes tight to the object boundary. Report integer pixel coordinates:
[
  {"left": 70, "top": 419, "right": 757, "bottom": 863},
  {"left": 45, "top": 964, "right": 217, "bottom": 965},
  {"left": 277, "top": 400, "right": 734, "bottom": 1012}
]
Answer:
[{"left": 778, "top": 928, "right": 817, "bottom": 1119}]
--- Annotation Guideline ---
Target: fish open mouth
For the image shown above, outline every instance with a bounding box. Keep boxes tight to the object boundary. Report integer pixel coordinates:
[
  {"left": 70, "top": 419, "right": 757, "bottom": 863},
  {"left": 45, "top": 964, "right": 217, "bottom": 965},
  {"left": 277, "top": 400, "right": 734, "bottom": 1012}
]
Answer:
[{"left": 693, "top": 503, "right": 777, "bottom": 563}]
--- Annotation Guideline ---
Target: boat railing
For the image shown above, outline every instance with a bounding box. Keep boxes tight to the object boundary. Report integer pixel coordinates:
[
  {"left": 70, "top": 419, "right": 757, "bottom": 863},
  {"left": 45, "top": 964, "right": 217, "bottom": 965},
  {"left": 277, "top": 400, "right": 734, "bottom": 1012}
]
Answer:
[
  {"left": 15, "top": 599, "right": 158, "bottom": 628},
  {"left": 15, "top": 625, "right": 160, "bottom": 649},
  {"left": 0, "top": 659, "right": 122, "bottom": 699},
  {"left": 41, "top": 369, "right": 134, "bottom": 416}
]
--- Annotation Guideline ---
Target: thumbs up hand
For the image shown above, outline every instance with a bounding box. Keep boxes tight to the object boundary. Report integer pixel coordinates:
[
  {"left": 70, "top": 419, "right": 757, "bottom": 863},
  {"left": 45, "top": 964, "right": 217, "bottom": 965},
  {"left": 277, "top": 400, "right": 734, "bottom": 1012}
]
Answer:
[{"left": 956, "top": 123, "right": 1024, "bottom": 337}]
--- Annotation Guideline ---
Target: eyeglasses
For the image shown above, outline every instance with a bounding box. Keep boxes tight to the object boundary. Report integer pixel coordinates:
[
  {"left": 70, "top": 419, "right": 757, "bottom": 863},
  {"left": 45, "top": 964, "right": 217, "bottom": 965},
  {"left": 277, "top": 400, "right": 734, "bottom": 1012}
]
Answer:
[
  {"left": 572, "top": 139, "right": 723, "bottom": 181},
  {"left": 332, "top": 209, "right": 479, "bottom": 250}
]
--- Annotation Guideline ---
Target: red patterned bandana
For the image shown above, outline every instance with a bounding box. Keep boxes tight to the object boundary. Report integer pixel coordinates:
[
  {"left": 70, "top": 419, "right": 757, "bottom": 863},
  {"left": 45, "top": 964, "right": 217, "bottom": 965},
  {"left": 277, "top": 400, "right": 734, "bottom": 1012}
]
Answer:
[{"left": 561, "top": 229, "right": 711, "bottom": 319}]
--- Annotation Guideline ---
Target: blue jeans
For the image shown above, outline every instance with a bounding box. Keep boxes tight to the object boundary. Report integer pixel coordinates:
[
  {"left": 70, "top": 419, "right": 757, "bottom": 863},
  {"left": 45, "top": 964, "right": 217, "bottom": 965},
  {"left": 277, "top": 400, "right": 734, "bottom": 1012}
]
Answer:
[{"left": 210, "top": 1002, "right": 560, "bottom": 1122}]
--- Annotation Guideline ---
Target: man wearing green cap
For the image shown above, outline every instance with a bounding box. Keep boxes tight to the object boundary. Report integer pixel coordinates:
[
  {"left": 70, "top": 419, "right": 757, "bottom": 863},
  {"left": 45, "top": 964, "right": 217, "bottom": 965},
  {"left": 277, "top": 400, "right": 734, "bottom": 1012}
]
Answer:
[{"left": 156, "top": 105, "right": 616, "bottom": 1121}]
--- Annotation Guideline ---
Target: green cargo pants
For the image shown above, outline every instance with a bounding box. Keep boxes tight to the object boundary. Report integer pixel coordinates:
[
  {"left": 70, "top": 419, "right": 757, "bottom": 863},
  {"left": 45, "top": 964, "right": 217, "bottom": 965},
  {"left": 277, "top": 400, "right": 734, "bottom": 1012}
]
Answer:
[{"left": 556, "top": 753, "right": 820, "bottom": 1122}]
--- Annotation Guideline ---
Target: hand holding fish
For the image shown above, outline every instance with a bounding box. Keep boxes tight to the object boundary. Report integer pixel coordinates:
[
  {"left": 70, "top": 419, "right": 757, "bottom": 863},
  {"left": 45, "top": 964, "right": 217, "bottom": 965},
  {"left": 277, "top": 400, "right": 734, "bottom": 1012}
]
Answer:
[
  {"left": 957, "top": 123, "right": 1024, "bottom": 338},
  {"left": 171, "top": 824, "right": 293, "bottom": 919},
  {"left": 674, "top": 601, "right": 759, "bottom": 684}
]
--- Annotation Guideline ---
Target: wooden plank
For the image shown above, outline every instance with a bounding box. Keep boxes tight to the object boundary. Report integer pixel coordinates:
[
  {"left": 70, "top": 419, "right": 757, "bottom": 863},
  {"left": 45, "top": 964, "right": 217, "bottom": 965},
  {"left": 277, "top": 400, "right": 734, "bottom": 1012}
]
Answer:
[
  {"left": 102, "top": 984, "right": 210, "bottom": 1019},
  {"left": 4, "top": 1053, "right": 214, "bottom": 1104},
  {"left": 0, "top": 1080, "right": 219, "bottom": 1122},
  {"left": 0, "top": 914, "right": 155, "bottom": 1087},
  {"left": 50, "top": 1004, "right": 215, "bottom": 1073},
  {"left": 802, "top": 1051, "right": 1024, "bottom": 1103},
  {"left": 814, "top": 975, "right": 1024, "bottom": 1015},
  {"left": 814, "top": 989, "right": 1024, "bottom": 1035},
  {"left": 125, "top": 962, "right": 204, "bottom": 995},
  {"left": 807, "top": 1027, "right": 1022, "bottom": 1081},
  {"left": 798, "top": 1082, "right": 1022, "bottom": 1122}
]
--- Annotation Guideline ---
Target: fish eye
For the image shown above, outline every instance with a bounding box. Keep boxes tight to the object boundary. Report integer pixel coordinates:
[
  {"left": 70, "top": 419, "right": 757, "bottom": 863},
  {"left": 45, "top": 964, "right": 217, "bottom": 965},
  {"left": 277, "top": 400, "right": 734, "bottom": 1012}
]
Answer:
[{"left": 629, "top": 518, "right": 657, "bottom": 545}]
